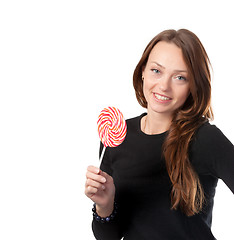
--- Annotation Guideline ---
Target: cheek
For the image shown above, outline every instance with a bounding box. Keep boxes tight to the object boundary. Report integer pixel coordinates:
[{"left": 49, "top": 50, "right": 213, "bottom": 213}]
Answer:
[
  {"left": 142, "top": 81, "right": 147, "bottom": 100},
  {"left": 142, "top": 79, "right": 153, "bottom": 99},
  {"left": 143, "top": 78, "right": 154, "bottom": 91},
  {"left": 178, "top": 87, "right": 190, "bottom": 103}
]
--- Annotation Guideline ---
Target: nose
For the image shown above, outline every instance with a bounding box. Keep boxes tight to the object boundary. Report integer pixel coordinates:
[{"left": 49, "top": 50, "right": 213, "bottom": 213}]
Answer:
[{"left": 158, "top": 75, "right": 171, "bottom": 92}]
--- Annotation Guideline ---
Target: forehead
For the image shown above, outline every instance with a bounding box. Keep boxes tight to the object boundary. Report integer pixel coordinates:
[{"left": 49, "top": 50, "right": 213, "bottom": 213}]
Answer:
[{"left": 148, "top": 41, "right": 187, "bottom": 70}]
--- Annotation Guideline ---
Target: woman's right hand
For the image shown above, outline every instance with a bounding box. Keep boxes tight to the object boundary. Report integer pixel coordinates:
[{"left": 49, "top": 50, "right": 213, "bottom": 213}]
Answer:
[{"left": 85, "top": 165, "right": 115, "bottom": 217}]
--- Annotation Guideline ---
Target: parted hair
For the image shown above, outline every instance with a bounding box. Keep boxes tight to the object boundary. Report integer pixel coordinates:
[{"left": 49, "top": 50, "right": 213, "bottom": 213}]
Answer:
[{"left": 133, "top": 29, "right": 213, "bottom": 216}]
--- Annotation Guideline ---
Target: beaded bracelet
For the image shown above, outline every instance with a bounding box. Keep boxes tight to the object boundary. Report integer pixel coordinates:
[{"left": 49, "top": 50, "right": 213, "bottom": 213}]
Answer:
[{"left": 92, "top": 202, "right": 118, "bottom": 223}]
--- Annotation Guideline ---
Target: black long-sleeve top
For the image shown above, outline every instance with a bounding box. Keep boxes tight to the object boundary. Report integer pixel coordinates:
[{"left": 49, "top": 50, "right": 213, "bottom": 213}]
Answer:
[{"left": 92, "top": 113, "right": 234, "bottom": 240}]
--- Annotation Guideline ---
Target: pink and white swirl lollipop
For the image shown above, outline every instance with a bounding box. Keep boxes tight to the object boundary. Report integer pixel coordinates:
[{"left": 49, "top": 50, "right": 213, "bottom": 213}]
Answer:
[{"left": 97, "top": 107, "right": 127, "bottom": 163}]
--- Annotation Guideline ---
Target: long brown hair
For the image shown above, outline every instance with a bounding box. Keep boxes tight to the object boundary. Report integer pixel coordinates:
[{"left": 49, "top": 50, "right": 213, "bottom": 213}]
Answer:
[{"left": 133, "top": 29, "right": 213, "bottom": 216}]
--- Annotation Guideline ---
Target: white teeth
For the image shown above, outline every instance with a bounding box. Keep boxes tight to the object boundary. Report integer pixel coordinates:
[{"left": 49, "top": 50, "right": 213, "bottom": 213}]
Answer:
[{"left": 154, "top": 93, "right": 170, "bottom": 101}]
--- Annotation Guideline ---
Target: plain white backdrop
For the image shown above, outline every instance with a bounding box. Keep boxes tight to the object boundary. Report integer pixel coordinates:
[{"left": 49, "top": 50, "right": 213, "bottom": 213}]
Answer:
[{"left": 0, "top": 0, "right": 233, "bottom": 239}]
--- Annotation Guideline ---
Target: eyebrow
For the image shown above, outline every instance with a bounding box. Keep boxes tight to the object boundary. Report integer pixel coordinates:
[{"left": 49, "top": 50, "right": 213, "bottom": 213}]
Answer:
[{"left": 151, "top": 61, "right": 188, "bottom": 73}]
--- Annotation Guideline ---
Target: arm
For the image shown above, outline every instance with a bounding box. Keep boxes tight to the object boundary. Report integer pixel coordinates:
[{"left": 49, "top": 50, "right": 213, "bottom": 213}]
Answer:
[
  {"left": 194, "top": 123, "right": 234, "bottom": 193},
  {"left": 85, "top": 144, "right": 123, "bottom": 240},
  {"left": 207, "top": 126, "right": 234, "bottom": 193}
]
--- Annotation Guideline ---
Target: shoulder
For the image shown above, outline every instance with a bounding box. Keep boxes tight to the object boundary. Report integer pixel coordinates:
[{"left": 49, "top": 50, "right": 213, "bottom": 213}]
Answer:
[
  {"left": 195, "top": 122, "right": 222, "bottom": 140},
  {"left": 191, "top": 122, "right": 234, "bottom": 187},
  {"left": 126, "top": 113, "right": 146, "bottom": 124},
  {"left": 194, "top": 121, "right": 232, "bottom": 147},
  {"left": 190, "top": 121, "right": 234, "bottom": 172},
  {"left": 125, "top": 113, "right": 146, "bottom": 132}
]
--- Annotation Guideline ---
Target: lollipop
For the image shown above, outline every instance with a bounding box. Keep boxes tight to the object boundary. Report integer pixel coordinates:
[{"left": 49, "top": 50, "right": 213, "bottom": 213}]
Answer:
[{"left": 97, "top": 107, "right": 127, "bottom": 163}]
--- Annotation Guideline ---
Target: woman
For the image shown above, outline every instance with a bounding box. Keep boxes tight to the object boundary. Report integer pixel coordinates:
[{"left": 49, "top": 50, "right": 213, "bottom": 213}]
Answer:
[{"left": 85, "top": 29, "right": 234, "bottom": 239}]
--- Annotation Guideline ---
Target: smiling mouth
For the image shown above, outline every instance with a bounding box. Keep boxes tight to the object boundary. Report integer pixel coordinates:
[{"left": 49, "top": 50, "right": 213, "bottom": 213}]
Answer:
[{"left": 154, "top": 93, "right": 172, "bottom": 101}]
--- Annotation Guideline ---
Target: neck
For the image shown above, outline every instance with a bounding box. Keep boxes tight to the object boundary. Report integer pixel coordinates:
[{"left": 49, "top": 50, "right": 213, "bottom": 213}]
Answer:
[{"left": 142, "top": 111, "right": 172, "bottom": 135}]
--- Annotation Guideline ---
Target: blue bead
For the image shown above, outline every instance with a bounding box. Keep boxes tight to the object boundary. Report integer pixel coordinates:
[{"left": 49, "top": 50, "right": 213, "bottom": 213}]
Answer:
[{"left": 92, "top": 201, "right": 118, "bottom": 223}]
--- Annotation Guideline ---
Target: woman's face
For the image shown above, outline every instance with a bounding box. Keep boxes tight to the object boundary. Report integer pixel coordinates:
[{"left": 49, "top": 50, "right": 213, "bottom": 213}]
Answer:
[{"left": 142, "top": 41, "right": 190, "bottom": 118}]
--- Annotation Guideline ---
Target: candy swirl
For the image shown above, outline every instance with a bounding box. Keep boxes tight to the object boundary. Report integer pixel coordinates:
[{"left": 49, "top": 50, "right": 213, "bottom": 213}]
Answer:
[{"left": 97, "top": 107, "right": 127, "bottom": 147}]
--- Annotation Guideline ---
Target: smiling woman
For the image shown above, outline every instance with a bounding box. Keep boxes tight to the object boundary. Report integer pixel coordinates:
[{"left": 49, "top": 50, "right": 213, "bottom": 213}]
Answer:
[
  {"left": 142, "top": 41, "right": 190, "bottom": 124},
  {"left": 85, "top": 29, "right": 234, "bottom": 240},
  {"left": 133, "top": 29, "right": 214, "bottom": 217}
]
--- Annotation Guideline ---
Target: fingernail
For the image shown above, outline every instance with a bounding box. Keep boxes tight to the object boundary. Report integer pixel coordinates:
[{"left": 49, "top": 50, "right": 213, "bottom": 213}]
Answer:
[
  {"left": 101, "top": 177, "right": 106, "bottom": 183},
  {"left": 102, "top": 185, "right": 105, "bottom": 190}
]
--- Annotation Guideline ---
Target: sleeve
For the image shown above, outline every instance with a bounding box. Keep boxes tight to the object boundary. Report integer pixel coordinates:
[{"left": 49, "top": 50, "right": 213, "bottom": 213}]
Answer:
[
  {"left": 91, "top": 142, "right": 123, "bottom": 240},
  {"left": 194, "top": 123, "right": 234, "bottom": 193}
]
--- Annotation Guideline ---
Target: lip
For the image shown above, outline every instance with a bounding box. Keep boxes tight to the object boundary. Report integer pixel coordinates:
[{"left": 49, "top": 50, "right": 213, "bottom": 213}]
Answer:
[{"left": 153, "top": 92, "right": 172, "bottom": 103}]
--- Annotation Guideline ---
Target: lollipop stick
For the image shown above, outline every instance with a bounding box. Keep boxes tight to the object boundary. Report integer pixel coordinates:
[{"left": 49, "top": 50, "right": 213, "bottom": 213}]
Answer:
[{"left": 99, "top": 146, "right": 106, "bottom": 166}]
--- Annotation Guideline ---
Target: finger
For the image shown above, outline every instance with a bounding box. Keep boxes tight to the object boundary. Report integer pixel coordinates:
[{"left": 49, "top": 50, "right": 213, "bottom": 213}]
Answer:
[
  {"left": 86, "top": 171, "right": 106, "bottom": 183},
  {"left": 87, "top": 165, "right": 100, "bottom": 174},
  {"left": 100, "top": 171, "right": 113, "bottom": 183},
  {"left": 85, "top": 185, "right": 98, "bottom": 198},
  {"left": 85, "top": 178, "right": 105, "bottom": 190}
]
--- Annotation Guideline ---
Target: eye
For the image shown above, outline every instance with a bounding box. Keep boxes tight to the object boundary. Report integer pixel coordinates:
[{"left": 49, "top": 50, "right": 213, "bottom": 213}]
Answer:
[
  {"left": 151, "top": 69, "right": 160, "bottom": 74},
  {"left": 176, "top": 75, "right": 187, "bottom": 81}
]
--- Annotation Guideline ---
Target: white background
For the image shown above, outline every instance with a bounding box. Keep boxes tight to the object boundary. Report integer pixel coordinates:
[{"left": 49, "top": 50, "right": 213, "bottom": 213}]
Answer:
[{"left": 0, "top": 0, "right": 233, "bottom": 239}]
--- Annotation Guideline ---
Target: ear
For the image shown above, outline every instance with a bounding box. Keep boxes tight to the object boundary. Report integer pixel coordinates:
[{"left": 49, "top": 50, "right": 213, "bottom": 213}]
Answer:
[{"left": 142, "top": 66, "right": 146, "bottom": 81}]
